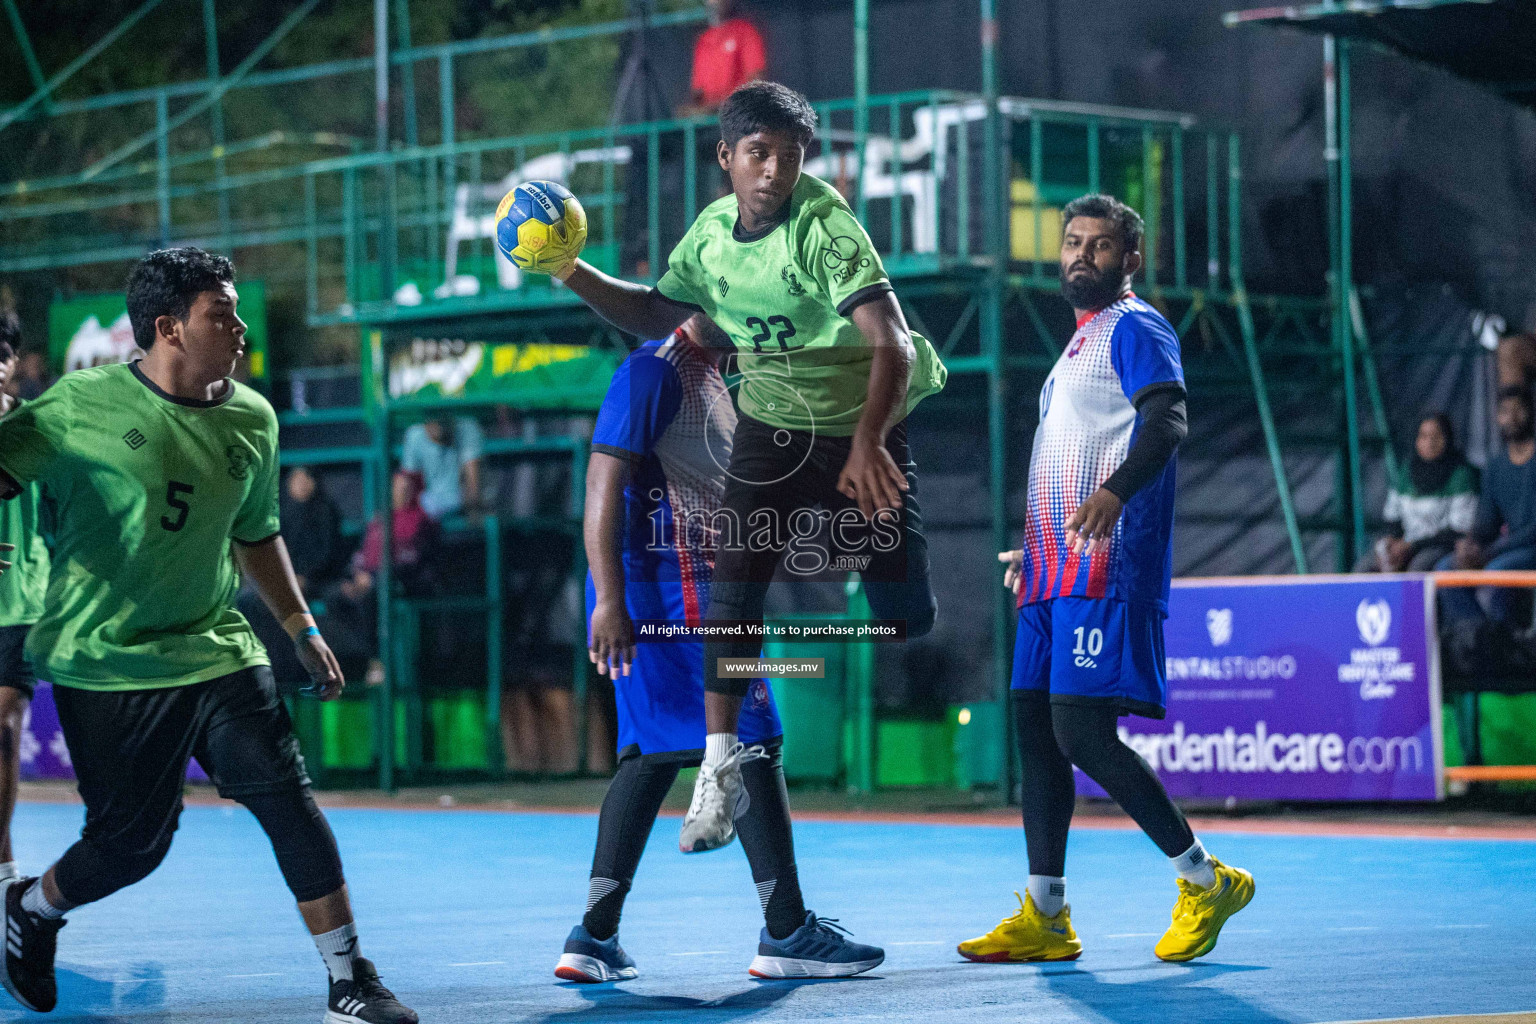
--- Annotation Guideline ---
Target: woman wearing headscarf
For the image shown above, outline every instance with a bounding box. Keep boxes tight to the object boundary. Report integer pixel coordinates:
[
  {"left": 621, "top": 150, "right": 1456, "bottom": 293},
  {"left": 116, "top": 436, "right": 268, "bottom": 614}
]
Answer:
[{"left": 1358, "top": 413, "right": 1479, "bottom": 572}]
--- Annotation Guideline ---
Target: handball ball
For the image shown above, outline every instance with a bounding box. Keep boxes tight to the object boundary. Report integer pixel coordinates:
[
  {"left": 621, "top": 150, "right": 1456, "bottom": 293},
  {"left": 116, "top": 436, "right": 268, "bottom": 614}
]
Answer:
[{"left": 495, "top": 180, "right": 587, "bottom": 274}]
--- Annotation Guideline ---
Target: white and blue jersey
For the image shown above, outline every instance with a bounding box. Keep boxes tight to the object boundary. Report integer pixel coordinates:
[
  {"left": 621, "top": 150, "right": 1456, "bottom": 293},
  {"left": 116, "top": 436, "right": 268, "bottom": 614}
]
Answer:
[
  {"left": 1019, "top": 295, "right": 1183, "bottom": 611},
  {"left": 1012, "top": 295, "right": 1184, "bottom": 719},
  {"left": 588, "top": 333, "right": 781, "bottom": 758}
]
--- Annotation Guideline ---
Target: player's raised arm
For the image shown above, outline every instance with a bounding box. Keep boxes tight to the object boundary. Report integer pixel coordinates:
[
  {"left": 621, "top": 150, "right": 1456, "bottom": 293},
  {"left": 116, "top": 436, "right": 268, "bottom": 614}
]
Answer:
[{"left": 560, "top": 261, "right": 695, "bottom": 342}]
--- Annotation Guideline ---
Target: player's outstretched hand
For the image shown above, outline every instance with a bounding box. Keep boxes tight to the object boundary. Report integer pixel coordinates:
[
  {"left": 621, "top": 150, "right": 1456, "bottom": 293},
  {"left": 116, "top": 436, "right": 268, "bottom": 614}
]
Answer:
[
  {"left": 296, "top": 632, "right": 346, "bottom": 700},
  {"left": 838, "top": 433, "right": 908, "bottom": 519},
  {"left": 1064, "top": 487, "right": 1124, "bottom": 555},
  {"left": 998, "top": 549, "right": 1024, "bottom": 596},
  {"left": 589, "top": 599, "right": 636, "bottom": 677},
  {"left": 0, "top": 541, "right": 13, "bottom": 576}
]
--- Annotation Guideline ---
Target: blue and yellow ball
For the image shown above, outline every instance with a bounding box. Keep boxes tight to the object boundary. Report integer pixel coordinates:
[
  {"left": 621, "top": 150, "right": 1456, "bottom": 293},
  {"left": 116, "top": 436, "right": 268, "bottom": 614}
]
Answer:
[{"left": 495, "top": 180, "right": 587, "bottom": 275}]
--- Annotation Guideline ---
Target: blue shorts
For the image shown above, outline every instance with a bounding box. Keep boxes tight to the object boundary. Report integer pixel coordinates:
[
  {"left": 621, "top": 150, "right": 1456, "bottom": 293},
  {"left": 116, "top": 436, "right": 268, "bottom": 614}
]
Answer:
[
  {"left": 1010, "top": 597, "right": 1168, "bottom": 719},
  {"left": 586, "top": 575, "right": 782, "bottom": 761}
]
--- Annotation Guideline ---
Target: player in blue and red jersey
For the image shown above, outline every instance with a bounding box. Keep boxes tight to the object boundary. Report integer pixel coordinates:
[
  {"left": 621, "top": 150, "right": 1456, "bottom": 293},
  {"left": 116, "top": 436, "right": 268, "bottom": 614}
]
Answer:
[
  {"left": 959, "top": 195, "right": 1254, "bottom": 966},
  {"left": 555, "top": 315, "right": 883, "bottom": 984}
]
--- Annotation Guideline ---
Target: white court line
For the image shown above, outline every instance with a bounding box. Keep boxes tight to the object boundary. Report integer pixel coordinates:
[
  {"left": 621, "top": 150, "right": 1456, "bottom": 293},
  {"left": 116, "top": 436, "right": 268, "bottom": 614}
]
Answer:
[
  {"left": 888, "top": 941, "right": 945, "bottom": 946},
  {"left": 1103, "top": 933, "right": 1157, "bottom": 939},
  {"left": 1224, "top": 928, "right": 1273, "bottom": 934},
  {"left": 448, "top": 961, "right": 505, "bottom": 967},
  {"left": 225, "top": 973, "right": 284, "bottom": 979},
  {"left": 1327, "top": 926, "right": 1379, "bottom": 932},
  {"left": 668, "top": 951, "right": 728, "bottom": 957},
  {"left": 1432, "top": 924, "right": 1490, "bottom": 930}
]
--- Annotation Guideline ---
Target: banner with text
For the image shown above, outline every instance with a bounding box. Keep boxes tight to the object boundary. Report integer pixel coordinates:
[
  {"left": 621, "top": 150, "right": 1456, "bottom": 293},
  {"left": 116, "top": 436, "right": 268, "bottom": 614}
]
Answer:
[{"left": 1078, "top": 577, "right": 1442, "bottom": 802}]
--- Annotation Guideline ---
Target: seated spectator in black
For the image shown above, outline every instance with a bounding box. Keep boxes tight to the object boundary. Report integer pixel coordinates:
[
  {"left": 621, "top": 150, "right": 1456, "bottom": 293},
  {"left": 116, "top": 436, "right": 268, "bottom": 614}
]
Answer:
[
  {"left": 322, "top": 470, "right": 439, "bottom": 667},
  {"left": 1437, "top": 387, "right": 1536, "bottom": 625},
  {"left": 1357, "top": 413, "right": 1478, "bottom": 572},
  {"left": 13, "top": 348, "right": 52, "bottom": 400},
  {"left": 280, "top": 466, "right": 346, "bottom": 594}
]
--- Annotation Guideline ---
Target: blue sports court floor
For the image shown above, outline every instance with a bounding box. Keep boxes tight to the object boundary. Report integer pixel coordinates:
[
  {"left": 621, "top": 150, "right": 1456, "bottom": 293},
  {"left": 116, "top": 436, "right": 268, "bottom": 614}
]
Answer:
[{"left": 6, "top": 800, "right": 1535, "bottom": 1023}]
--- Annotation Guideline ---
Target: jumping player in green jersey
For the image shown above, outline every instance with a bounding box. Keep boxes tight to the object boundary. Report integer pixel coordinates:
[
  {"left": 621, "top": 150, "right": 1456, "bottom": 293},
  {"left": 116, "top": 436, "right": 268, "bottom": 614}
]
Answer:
[
  {"left": 528, "top": 81, "right": 943, "bottom": 965},
  {"left": 0, "top": 314, "right": 44, "bottom": 891},
  {"left": 0, "top": 249, "right": 417, "bottom": 1024}
]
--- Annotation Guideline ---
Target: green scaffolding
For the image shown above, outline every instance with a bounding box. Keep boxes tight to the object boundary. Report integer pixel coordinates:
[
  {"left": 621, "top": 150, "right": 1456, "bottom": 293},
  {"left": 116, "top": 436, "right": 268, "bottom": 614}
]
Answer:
[{"left": 2, "top": 0, "right": 1374, "bottom": 792}]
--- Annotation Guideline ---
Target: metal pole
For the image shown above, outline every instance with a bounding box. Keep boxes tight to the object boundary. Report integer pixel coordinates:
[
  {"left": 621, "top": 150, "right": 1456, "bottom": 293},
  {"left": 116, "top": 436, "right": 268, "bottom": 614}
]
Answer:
[
  {"left": 1338, "top": 38, "right": 1365, "bottom": 562},
  {"left": 2, "top": 0, "right": 51, "bottom": 111},
  {"left": 854, "top": 0, "right": 869, "bottom": 225},
  {"left": 980, "top": 0, "right": 1012, "bottom": 796},
  {"left": 1231, "top": 132, "right": 1308, "bottom": 573},
  {"left": 394, "top": 0, "right": 418, "bottom": 148},
  {"left": 155, "top": 89, "right": 171, "bottom": 247},
  {"left": 203, "top": 0, "right": 230, "bottom": 248},
  {"left": 372, "top": 333, "right": 396, "bottom": 792},
  {"left": 375, "top": 0, "right": 397, "bottom": 299},
  {"left": 375, "top": 0, "right": 390, "bottom": 153}
]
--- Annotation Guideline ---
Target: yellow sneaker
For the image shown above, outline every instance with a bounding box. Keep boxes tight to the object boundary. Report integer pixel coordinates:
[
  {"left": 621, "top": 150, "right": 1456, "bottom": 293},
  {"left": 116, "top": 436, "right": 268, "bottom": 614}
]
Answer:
[
  {"left": 1154, "top": 858, "right": 1255, "bottom": 962},
  {"left": 958, "top": 892, "right": 1083, "bottom": 963}
]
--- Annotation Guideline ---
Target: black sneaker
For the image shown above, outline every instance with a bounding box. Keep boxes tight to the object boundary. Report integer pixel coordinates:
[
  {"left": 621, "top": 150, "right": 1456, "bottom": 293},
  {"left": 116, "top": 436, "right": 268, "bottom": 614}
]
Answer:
[
  {"left": 3, "top": 876, "right": 65, "bottom": 1012},
  {"left": 325, "top": 957, "right": 418, "bottom": 1024}
]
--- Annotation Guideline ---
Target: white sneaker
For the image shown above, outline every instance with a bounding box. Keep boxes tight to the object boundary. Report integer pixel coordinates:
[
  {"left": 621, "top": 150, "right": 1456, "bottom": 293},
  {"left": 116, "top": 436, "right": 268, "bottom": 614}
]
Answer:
[{"left": 679, "top": 743, "right": 767, "bottom": 853}]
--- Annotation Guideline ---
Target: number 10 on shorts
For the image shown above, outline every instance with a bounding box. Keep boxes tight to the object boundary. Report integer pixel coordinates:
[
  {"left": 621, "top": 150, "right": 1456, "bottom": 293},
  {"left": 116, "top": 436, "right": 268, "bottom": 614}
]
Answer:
[{"left": 1072, "top": 626, "right": 1103, "bottom": 668}]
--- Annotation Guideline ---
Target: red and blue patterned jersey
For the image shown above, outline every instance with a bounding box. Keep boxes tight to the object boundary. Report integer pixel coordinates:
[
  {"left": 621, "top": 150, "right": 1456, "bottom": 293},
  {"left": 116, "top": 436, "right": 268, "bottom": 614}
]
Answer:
[
  {"left": 591, "top": 333, "right": 734, "bottom": 624},
  {"left": 1019, "top": 295, "right": 1184, "bottom": 611}
]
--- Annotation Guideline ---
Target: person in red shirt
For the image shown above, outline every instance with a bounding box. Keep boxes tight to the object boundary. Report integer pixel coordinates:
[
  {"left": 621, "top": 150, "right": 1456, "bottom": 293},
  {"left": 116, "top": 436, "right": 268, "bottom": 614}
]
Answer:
[{"left": 682, "top": 0, "right": 767, "bottom": 115}]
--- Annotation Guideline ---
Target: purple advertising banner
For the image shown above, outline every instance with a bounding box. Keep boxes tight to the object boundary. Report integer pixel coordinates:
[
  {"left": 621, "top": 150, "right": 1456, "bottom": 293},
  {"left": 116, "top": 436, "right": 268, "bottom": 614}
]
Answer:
[
  {"left": 21, "top": 682, "right": 209, "bottom": 784},
  {"left": 1077, "top": 577, "right": 1443, "bottom": 802}
]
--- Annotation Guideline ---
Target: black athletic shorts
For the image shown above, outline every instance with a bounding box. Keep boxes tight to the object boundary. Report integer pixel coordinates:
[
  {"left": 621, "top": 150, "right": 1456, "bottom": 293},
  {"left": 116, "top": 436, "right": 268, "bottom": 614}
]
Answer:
[
  {"left": 0, "top": 623, "right": 36, "bottom": 699},
  {"left": 54, "top": 666, "right": 311, "bottom": 850}
]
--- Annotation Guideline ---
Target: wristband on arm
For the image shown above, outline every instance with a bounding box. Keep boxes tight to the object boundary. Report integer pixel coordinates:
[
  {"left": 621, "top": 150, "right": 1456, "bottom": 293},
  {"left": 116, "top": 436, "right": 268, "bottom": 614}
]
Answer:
[{"left": 283, "top": 611, "right": 319, "bottom": 641}]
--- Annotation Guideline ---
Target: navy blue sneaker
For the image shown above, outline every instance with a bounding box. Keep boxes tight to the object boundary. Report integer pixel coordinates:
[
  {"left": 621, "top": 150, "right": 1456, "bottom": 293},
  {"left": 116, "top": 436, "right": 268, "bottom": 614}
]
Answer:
[
  {"left": 748, "top": 912, "right": 884, "bottom": 978},
  {"left": 555, "top": 924, "right": 638, "bottom": 983}
]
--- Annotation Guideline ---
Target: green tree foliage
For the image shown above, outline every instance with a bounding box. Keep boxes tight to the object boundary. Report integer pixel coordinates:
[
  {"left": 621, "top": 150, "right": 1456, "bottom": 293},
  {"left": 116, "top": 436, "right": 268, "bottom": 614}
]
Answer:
[{"left": 0, "top": 0, "right": 697, "bottom": 366}]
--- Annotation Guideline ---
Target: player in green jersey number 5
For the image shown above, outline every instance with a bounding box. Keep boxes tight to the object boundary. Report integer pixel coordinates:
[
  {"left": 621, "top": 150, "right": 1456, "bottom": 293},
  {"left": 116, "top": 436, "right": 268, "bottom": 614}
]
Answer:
[
  {"left": 0, "top": 249, "right": 416, "bottom": 1024},
  {"left": 530, "top": 82, "right": 944, "bottom": 901}
]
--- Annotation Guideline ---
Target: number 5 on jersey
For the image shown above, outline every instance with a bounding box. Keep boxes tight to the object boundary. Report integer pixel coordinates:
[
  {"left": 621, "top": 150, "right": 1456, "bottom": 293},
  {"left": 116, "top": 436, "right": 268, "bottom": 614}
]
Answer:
[{"left": 162, "top": 481, "right": 194, "bottom": 532}]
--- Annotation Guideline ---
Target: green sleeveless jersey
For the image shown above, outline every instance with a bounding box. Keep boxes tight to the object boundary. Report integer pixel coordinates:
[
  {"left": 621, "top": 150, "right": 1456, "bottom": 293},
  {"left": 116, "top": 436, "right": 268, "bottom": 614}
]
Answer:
[
  {"left": 657, "top": 172, "right": 946, "bottom": 435},
  {"left": 0, "top": 362, "right": 280, "bottom": 690}
]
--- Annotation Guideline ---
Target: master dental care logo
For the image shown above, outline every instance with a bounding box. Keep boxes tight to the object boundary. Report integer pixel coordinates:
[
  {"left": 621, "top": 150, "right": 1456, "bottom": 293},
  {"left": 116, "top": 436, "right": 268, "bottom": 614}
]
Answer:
[
  {"left": 1338, "top": 598, "right": 1412, "bottom": 700},
  {"left": 1206, "top": 608, "right": 1233, "bottom": 646}
]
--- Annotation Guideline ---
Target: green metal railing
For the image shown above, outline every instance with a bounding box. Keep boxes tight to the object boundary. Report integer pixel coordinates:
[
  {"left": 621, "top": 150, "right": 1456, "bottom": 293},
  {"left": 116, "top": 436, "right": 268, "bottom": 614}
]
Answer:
[{"left": 3, "top": 0, "right": 1388, "bottom": 794}]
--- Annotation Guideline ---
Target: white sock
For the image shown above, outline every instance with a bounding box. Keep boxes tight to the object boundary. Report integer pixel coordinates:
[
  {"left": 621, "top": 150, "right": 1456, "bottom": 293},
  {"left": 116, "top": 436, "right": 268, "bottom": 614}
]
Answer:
[
  {"left": 0, "top": 862, "right": 18, "bottom": 883},
  {"left": 20, "top": 880, "right": 66, "bottom": 920},
  {"left": 1027, "top": 875, "right": 1066, "bottom": 917},
  {"left": 1171, "top": 838, "right": 1218, "bottom": 890},
  {"left": 703, "top": 732, "right": 738, "bottom": 766},
  {"left": 313, "top": 922, "right": 359, "bottom": 982}
]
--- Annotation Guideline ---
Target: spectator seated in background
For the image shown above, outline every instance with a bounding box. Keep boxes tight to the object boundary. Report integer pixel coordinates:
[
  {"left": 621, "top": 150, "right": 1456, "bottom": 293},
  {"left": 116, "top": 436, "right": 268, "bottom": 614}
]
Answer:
[
  {"left": 238, "top": 466, "right": 348, "bottom": 685},
  {"left": 1356, "top": 413, "right": 1478, "bottom": 572},
  {"left": 13, "top": 348, "right": 52, "bottom": 400},
  {"left": 679, "top": 0, "right": 767, "bottom": 117},
  {"left": 321, "top": 470, "right": 439, "bottom": 672},
  {"left": 279, "top": 466, "right": 346, "bottom": 595},
  {"left": 1437, "top": 387, "right": 1536, "bottom": 626},
  {"left": 401, "top": 414, "right": 483, "bottom": 521}
]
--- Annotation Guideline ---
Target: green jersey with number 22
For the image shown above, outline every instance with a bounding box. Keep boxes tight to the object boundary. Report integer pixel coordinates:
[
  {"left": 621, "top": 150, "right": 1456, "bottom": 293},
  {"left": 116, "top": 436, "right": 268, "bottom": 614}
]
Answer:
[
  {"left": 0, "top": 362, "right": 279, "bottom": 690},
  {"left": 657, "top": 172, "right": 946, "bottom": 436}
]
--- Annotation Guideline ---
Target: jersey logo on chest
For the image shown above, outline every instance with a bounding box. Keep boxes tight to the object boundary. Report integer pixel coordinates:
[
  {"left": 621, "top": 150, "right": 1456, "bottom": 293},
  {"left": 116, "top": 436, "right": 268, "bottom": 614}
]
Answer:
[
  {"left": 123, "top": 429, "right": 147, "bottom": 450},
  {"left": 225, "top": 444, "right": 253, "bottom": 480}
]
